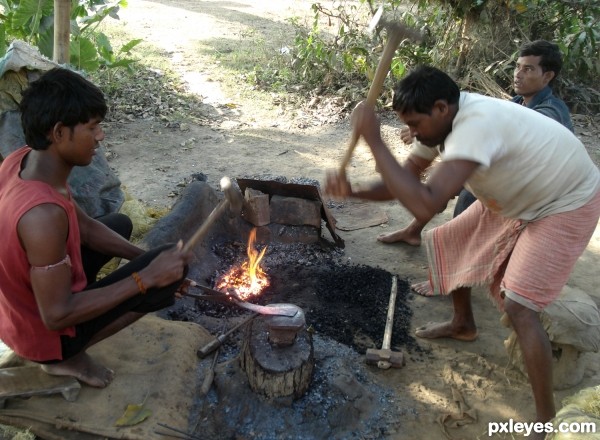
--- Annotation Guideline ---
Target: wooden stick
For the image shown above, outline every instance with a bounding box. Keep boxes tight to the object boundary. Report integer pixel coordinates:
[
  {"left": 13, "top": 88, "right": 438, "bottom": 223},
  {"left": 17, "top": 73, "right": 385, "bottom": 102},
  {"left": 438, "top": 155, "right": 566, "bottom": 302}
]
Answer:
[
  {"left": 181, "top": 199, "right": 230, "bottom": 253},
  {"left": 199, "top": 348, "right": 219, "bottom": 395},
  {"left": 381, "top": 275, "right": 398, "bottom": 351},
  {"left": 338, "top": 29, "right": 406, "bottom": 179},
  {"left": 181, "top": 177, "right": 242, "bottom": 253}
]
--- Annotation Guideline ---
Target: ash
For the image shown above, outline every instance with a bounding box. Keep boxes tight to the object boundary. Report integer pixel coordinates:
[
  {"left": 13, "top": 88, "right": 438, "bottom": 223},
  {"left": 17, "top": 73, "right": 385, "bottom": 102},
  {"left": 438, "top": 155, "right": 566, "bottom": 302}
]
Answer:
[
  {"left": 189, "top": 333, "right": 418, "bottom": 440},
  {"left": 240, "top": 174, "right": 321, "bottom": 188},
  {"left": 166, "top": 241, "right": 425, "bottom": 439}
]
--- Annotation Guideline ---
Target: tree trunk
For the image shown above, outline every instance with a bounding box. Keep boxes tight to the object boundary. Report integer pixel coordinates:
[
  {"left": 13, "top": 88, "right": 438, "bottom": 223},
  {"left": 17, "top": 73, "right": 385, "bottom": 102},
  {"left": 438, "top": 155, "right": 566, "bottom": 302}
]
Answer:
[
  {"left": 240, "top": 317, "right": 314, "bottom": 399},
  {"left": 455, "top": 12, "right": 476, "bottom": 74},
  {"left": 53, "top": 0, "right": 71, "bottom": 64}
]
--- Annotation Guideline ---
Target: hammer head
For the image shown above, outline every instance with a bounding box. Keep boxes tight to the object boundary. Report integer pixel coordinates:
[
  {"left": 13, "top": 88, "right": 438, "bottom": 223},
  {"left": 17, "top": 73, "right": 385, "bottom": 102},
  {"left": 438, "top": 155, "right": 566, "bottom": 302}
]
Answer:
[
  {"left": 367, "top": 3, "right": 384, "bottom": 34},
  {"left": 368, "top": 13, "right": 423, "bottom": 43},
  {"left": 366, "top": 348, "right": 405, "bottom": 369},
  {"left": 220, "top": 176, "right": 243, "bottom": 216}
]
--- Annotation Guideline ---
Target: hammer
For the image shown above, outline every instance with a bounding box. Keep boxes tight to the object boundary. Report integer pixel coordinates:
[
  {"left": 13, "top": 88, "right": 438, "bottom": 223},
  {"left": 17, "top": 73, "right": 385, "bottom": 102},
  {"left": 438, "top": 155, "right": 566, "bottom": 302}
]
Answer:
[
  {"left": 338, "top": 16, "right": 422, "bottom": 179},
  {"left": 366, "top": 275, "right": 404, "bottom": 369},
  {"left": 182, "top": 176, "right": 243, "bottom": 252},
  {"left": 197, "top": 312, "right": 257, "bottom": 358}
]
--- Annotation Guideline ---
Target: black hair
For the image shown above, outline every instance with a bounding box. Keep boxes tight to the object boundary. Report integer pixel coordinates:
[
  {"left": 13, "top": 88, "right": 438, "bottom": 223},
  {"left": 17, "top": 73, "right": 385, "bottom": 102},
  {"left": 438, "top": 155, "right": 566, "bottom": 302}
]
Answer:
[
  {"left": 392, "top": 65, "right": 460, "bottom": 114},
  {"left": 518, "top": 40, "right": 563, "bottom": 79},
  {"left": 19, "top": 68, "right": 107, "bottom": 150}
]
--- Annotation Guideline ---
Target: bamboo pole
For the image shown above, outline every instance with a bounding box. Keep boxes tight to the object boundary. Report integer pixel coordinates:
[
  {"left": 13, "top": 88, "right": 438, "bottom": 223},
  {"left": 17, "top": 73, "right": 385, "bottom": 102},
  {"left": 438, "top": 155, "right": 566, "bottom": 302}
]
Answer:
[{"left": 53, "top": 0, "right": 71, "bottom": 64}]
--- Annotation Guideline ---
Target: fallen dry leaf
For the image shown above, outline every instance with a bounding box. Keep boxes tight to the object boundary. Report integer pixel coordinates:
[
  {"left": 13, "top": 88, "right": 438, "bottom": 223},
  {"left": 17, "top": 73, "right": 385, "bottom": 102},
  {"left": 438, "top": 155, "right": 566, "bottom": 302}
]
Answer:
[{"left": 115, "top": 403, "right": 152, "bottom": 426}]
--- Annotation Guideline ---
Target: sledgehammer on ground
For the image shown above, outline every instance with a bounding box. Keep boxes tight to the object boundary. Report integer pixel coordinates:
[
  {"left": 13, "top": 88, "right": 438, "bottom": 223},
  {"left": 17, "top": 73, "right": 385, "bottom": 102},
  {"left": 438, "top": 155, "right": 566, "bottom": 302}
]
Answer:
[{"left": 366, "top": 275, "right": 405, "bottom": 369}]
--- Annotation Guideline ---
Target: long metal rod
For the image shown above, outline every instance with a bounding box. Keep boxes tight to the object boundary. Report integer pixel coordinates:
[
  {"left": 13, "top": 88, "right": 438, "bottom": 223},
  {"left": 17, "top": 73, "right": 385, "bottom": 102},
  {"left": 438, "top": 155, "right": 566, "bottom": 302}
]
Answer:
[
  {"left": 231, "top": 299, "right": 298, "bottom": 317},
  {"left": 185, "top": 284, "right": 298, "bottom": 317},
  {"left": 183, "top": 291, "right": 232, "bottom": 304},
  {"left": 156, "top": 423, "right": 204, "bottom": 440},
  {"left": 197, "top": 313, "right": 257, "bottom": 358}
]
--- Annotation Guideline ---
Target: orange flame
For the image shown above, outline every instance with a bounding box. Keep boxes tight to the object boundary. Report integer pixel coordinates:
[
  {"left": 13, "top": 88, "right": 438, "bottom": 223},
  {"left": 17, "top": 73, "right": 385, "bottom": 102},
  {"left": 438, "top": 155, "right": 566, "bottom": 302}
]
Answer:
[{"left": 214, "top": 229, "right": 269, "bottom": 300}]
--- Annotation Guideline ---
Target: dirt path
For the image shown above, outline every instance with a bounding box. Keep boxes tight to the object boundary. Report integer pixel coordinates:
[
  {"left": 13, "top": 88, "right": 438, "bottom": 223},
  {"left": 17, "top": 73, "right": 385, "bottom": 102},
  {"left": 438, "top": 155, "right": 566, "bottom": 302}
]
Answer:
[{"left": 102, "top": 1, "right": 600, "bottom": 439}]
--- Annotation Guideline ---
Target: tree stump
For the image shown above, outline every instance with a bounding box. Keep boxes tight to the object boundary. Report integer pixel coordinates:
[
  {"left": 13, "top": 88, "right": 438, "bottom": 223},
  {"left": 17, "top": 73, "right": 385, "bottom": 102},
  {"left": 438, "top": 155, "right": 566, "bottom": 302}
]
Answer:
[{"left": 240, "top": 317, "right": 314, "bottom": 399}]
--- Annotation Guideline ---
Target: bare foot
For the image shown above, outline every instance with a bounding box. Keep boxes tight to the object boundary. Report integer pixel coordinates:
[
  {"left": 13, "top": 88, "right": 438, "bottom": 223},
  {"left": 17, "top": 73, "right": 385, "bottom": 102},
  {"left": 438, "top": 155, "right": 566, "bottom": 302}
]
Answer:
[
  {"left": 377, "top": 228, "right": 422, "bottom": 246},
  {"left": 411, "top": 280, "right": 438, "bottom": 297},
  {"left": 41, "top": 352, "right": 114, "bottom": 388},
  {"left": 415, "top": 321, "right": 478, "bottom": 341}
]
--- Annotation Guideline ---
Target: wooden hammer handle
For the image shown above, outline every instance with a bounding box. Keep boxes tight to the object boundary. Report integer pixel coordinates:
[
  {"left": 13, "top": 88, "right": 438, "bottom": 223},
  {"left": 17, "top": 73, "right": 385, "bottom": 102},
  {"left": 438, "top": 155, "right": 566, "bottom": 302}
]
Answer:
[
  {"left": 182, "top": 198, "right": 230, "bottom": 253},
  {"left": 381, "top": 275, "right": 398, "bottom": 350},
  {"left": 199, "top": 348, "right": 219, "bottom": 395},
  {"left": 338, "top": 30, "right": 406, "bottom": 177}
]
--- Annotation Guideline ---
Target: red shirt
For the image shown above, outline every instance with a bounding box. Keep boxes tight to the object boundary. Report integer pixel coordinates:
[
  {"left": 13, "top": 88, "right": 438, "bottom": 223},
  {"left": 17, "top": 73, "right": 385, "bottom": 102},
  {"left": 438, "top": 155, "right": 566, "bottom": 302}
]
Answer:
[{"left": 0, "top": 147, "right": 87, "bottom": 361}]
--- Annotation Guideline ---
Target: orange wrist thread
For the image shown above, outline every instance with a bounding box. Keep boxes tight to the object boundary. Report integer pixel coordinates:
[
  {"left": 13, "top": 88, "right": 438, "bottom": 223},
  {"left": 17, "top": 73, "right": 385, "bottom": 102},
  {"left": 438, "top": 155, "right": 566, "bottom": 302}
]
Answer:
[{"left": 131, "top": 272, "right": 147, "bottom": 294}]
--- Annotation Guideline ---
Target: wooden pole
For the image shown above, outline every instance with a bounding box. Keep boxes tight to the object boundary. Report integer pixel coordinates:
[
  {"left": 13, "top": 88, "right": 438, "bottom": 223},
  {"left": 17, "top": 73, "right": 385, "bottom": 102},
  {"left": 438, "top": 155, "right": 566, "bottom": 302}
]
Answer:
[{"left": 53, "top": 0, "right": 71, "bottom": 64}]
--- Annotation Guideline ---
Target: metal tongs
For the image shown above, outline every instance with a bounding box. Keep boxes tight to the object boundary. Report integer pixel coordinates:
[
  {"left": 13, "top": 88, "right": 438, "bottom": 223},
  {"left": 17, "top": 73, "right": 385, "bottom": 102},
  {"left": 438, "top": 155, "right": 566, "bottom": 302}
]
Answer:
[{"left": 186, "top": 283, "right": 298, "bottom": 318}]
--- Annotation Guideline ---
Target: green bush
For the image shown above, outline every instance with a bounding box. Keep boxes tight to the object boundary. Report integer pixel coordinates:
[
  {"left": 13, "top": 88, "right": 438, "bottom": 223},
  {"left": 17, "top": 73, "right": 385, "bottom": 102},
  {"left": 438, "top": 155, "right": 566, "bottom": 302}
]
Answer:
[
  {"left": 0, "top": 0, "right": 140, "bottom": 72},
  {"left": 508, "top": 0, "right": 599, "bottom": 84},
  {"left": 267, "top": 0, "right": 599, "bottom": 111}
]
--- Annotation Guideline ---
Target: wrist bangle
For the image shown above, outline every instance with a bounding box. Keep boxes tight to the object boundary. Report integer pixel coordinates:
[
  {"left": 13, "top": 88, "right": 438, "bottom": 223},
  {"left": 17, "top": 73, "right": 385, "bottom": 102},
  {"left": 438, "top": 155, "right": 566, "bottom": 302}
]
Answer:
[{"left": 131, "top": 272, "right": 147, "bottom": 294}]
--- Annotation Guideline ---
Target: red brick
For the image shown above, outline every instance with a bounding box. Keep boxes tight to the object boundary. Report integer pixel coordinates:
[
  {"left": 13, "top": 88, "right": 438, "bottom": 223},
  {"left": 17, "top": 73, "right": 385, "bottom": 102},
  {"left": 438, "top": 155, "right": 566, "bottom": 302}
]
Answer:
[
  {"left": 241, "top": 188, "right": 270, "bottom": 226},
  {"left": 269, "top": 195, "right": 322, "bottom": 227}
]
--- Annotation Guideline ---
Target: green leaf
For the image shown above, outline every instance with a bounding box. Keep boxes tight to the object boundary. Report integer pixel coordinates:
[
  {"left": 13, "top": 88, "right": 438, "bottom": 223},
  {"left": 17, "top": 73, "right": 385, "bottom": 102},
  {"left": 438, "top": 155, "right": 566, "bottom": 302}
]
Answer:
[
  {"left": 348, "top": 46, "right": 368, "bottom": 56},
  {"left": 105, "top": 58, "right": 137, "bottom": 68},
  {"left": 0, "top": 23, "right": 6, "bottom": 57},
  {"left": 37, "top": 25, "right": 54, "bottom": 58},
  {"left": 114, "top": 403, "right": 152, "bottom": 427},
  {"left": 390, "top": 58, "right": 406, "bottom": 78},
  {"left": 119, "top": 38, "right": 142, "bottom": 53},
  {"left": 95, "top": 31, "right": 114, "bottom": 61},
  {"left": 70, "top": 19, "right": 82, "bottom": 37},
  {"left": 80, "top": 3, "right": 120, "bottom": 28},
  {"left": 71, "top": 3, "right": 86, "bottom": 19},
  {"left": 70, "top": 36, "right": 99, "bottom": 71},
  {"left": 13, "top": 0, "right": 53, "bottom": 36}
]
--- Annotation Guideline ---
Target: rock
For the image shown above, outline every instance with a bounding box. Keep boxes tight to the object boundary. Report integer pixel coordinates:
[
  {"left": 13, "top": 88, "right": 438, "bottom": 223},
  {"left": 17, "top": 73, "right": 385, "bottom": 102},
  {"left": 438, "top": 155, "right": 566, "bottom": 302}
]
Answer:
[{"left": 503, "top": 285, "right": 600, "bottom": 389}]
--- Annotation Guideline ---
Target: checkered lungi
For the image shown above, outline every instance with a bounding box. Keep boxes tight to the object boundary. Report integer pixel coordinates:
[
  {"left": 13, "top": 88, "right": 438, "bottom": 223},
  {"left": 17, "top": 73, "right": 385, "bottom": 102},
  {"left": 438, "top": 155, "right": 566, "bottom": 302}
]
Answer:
[{"left": 423, "top": 189, "right": 600, "bottom": 312}]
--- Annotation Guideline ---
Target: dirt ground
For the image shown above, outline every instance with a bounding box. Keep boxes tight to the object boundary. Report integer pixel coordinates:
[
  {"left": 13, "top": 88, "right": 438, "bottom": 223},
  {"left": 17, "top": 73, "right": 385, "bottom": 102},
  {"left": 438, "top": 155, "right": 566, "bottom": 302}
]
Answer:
[{"left": 100, "top": 1, "right": 600, "bottom": 439}]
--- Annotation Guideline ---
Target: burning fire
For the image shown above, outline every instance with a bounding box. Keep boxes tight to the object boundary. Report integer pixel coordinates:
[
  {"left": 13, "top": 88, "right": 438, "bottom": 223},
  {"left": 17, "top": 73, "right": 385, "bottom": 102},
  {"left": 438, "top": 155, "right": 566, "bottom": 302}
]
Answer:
[{"left": 214, "top": 229, "right": 270, "bottom": 300}]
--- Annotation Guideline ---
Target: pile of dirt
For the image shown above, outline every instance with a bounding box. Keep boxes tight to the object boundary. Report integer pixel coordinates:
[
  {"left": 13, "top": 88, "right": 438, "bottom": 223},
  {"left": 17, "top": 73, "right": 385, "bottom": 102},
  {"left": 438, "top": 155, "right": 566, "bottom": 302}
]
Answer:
[{"left": 190, "top": 332, "right": 419, "bottom": 440}]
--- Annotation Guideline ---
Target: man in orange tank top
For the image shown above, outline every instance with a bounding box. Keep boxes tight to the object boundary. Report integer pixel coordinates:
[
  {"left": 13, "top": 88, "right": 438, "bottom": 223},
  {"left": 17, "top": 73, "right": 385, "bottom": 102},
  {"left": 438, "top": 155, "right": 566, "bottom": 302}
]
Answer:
[{"left": 0, "top": 68, "right": 193, "bottom": 388}]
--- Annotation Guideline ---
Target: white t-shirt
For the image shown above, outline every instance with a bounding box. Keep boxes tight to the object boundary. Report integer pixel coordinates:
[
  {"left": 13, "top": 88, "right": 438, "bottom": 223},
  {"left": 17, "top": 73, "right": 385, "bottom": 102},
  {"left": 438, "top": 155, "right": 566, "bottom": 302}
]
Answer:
[{"left": 411, "top": 92, "right": 600, "bottom": 221}]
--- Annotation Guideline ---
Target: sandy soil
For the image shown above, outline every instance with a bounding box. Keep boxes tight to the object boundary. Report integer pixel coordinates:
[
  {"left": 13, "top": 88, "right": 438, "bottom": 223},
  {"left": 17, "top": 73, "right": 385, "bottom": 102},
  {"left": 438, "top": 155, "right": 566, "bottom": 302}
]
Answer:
[{"left": 101, "top": 1, "right": 600, "bottom": 438}]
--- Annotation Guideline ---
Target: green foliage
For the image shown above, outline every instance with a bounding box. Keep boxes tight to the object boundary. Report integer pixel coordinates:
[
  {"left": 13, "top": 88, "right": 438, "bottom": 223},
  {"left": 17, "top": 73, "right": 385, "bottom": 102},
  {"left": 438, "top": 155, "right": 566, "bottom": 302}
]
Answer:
[
  {"left": 274, "top": 0, "right": 598, "bottom": 111},
  {"left": 70, "top": 35, "right": 99, "bottom": 71},
  {"left": 0, "top": 22, "right": 6, "bottom": 57},
  {"left": 288, "top": 3, "right": 377, "bottom": 91},
  {"left": 0, "top": 0, "right": 140, "bottom": 72},
  {"left": 281, "top": 1, "right": 428, "bottom": 102},
  {"left": 507, "top": 0, "right": 599, "bottom": 84},
  {"left": 94, "top": 32, "right": 141, "bottom": 69}
]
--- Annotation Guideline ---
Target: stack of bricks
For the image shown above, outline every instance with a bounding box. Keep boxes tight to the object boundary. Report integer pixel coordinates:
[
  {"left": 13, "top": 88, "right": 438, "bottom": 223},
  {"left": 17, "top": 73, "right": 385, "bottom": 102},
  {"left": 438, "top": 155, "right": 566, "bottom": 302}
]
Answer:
[{"left": 241, "top": 188, "right": 322, "bottom": 244}]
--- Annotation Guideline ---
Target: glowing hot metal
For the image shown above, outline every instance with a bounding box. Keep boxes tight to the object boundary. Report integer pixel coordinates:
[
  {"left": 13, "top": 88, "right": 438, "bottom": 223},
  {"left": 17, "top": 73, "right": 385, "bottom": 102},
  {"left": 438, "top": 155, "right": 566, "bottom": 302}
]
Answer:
[{"left": 189, "top": 285, "right": 298, "bottom": 317}]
